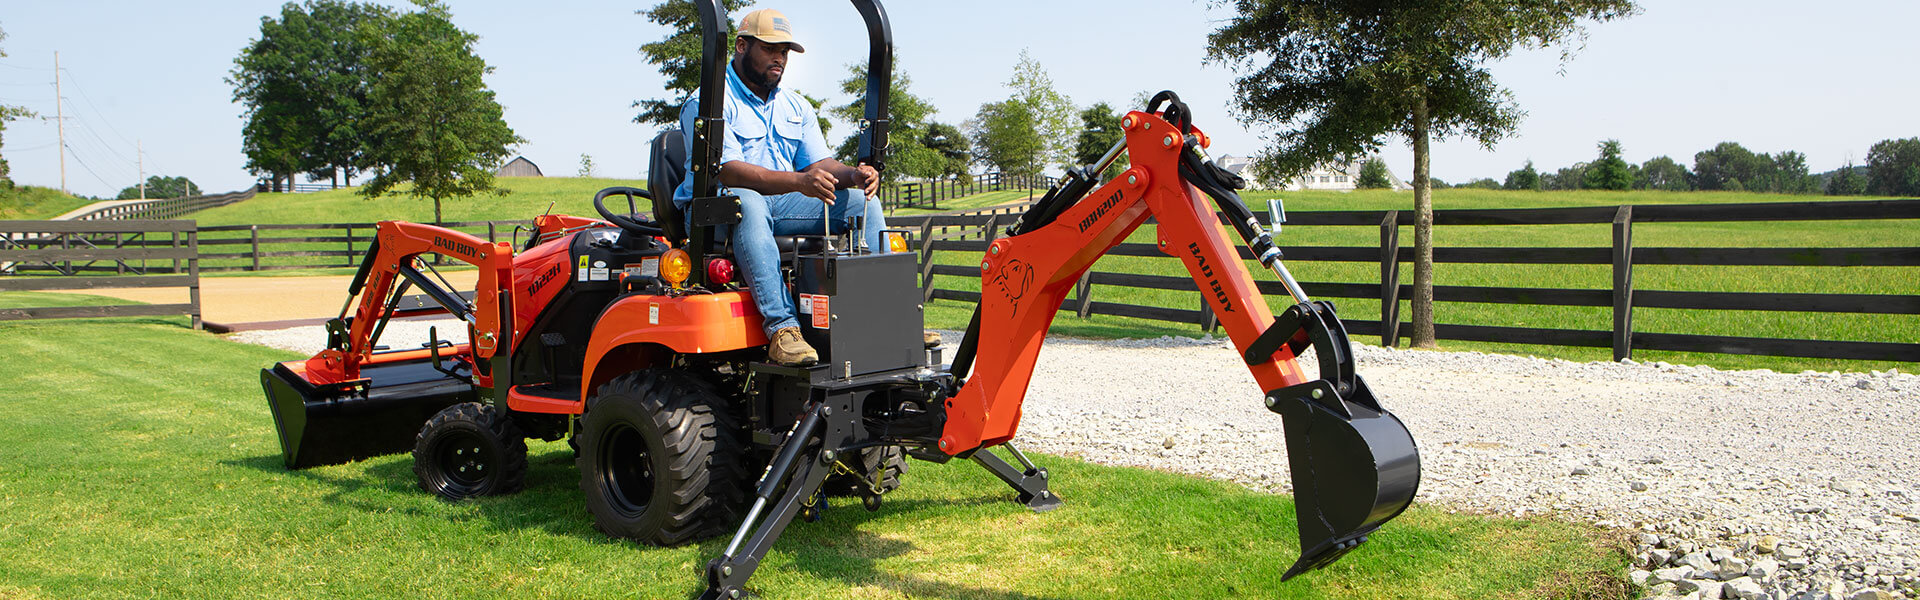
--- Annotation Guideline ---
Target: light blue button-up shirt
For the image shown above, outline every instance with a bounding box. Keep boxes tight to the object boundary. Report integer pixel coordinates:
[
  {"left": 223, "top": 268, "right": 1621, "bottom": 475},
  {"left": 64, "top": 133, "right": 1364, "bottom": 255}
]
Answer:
[{"left": 672, "top": 62, "right": 833, "bottom": 206}]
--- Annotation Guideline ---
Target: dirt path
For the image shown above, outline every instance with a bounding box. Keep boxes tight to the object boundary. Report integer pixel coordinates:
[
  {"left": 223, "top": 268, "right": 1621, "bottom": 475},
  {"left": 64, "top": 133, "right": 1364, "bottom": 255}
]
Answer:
[{"left": 85, "top": 271, "right": 479, "bottom": 325}]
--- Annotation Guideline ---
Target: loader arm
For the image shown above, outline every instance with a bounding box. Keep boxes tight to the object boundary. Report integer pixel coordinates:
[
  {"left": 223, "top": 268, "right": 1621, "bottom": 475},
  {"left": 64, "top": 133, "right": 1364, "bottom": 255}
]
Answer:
[
  {"left": 304, "top": 221, "right": 515, "bottom": 389},
  {"left": 941, "top": 105, "right": 1421, "bottom": 580}
]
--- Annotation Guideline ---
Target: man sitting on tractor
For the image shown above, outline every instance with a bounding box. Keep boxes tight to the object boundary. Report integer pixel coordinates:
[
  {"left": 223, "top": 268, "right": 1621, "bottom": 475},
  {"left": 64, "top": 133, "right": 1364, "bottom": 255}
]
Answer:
[{"left": 672, "top": 8, "right": 935, "bottom": 367}]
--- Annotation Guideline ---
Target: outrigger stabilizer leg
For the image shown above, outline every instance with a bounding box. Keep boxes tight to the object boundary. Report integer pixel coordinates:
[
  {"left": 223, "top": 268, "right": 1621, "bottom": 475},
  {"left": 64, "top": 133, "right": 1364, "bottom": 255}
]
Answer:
[
  {"left": 701, "top": 398, "right": 851, "bottom": 600},
  {"left": 971, "top": 442, "right": 1063, "bottom": 512}
]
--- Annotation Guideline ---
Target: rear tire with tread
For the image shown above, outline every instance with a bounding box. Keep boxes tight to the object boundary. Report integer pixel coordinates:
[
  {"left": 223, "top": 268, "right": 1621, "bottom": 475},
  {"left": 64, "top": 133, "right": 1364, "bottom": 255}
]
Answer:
[{"left": 576, "top": 369, "right": 745, "bottom": 546}]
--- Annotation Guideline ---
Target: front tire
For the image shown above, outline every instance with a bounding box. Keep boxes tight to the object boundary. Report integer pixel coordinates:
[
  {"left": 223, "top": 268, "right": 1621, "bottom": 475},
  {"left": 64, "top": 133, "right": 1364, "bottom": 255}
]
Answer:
[
  {"left": 412, "top": 402, "right": 528, "bottom": 500},
  {"left": 576, "top": 369, "right": 744, "bottom": 546}
]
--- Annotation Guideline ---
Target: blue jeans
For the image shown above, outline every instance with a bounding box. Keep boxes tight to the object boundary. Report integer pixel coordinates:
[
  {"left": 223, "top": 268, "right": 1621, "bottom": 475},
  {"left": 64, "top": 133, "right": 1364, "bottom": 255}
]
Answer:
[{"left": 719, "top": 187, "right": 888, "bottom": 335}]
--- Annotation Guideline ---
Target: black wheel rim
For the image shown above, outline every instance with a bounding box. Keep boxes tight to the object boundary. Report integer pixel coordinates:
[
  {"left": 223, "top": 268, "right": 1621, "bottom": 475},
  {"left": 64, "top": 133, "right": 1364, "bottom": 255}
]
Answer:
[
  {"left": 433, "top": 429, "right": 494, "bottom": 495},
  {"left": 599, "top": 423, "right": 655, "bottom": 517}
]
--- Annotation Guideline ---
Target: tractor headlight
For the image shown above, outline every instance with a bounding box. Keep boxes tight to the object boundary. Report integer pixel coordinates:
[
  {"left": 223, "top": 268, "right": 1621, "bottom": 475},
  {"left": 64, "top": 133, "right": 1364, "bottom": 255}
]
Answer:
[
  {"left": 886, "top": 232, "right": 909, "bottom": 254},
  {"left": 661, "top": 248, "right": 692, "bottom": 287}
]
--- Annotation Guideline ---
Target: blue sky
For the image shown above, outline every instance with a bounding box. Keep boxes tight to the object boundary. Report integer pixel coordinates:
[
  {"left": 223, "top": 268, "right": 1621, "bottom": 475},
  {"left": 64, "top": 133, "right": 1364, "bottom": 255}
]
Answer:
[{"left": 2, "top": 1, "right": 1917, "bottom": 198}]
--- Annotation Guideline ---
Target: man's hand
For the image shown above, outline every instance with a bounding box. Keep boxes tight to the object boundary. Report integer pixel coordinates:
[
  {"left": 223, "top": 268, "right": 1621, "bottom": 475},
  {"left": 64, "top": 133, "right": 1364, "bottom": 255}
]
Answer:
[
  {"left": 855, "top": 164, "right": 880, "bottom": 197},
  {"left": 796, "top": 169, "right": 839, "bottom": 204}
]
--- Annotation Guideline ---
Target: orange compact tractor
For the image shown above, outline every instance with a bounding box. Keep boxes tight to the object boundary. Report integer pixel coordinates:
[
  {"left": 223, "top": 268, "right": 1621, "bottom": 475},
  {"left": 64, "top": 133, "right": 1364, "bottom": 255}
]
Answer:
[{"left": 261, "top": 1, "right": 1420, "bottom": 597}]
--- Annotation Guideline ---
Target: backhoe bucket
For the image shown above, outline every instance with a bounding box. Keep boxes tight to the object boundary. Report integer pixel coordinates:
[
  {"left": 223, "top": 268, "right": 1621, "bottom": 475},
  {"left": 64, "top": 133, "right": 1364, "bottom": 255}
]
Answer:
[
  {"left": 262, "top": 359, "right": 476, "bottom": 469},
  {"left": 1254, "top": 301, "right": 1421, "bottom": 580}
]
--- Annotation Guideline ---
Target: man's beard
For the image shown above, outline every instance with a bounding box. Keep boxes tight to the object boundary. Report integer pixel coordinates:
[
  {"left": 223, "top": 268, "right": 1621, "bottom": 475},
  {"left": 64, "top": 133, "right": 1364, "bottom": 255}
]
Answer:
[{"left": 738, "top": 57, "right": 782, "bottom": 91}]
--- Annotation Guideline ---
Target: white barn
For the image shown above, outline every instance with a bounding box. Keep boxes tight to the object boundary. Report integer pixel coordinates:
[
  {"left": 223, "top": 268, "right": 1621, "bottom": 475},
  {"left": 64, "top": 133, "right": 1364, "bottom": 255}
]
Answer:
[{"left": 1210, "top": 154, "right": 1411, "bottom": 192}]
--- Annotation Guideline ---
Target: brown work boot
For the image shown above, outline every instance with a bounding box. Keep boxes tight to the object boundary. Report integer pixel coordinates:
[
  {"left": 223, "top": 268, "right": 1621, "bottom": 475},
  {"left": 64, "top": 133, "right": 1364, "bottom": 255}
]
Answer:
[
  {"left": 769, "top": 327, "right": 819, "bottom": 367},
  {"left": 923, "top": 330, "right": 943, "bottom": 348}
]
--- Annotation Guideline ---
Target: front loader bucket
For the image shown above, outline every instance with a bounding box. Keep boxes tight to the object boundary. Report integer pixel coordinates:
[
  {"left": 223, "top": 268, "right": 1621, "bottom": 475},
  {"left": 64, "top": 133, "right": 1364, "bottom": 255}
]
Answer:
[
  {"left": 262, "top": 360, "right": 476, "bottom": 469},
  {"left": 1270, "top": 375, "right": 1420, "bottom": 580}
]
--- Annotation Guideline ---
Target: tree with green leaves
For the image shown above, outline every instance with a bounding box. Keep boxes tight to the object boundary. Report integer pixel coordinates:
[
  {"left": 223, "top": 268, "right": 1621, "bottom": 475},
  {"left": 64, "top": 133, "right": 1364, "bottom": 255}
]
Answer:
[
  {"left": 1582, "top": 140, "right": 1632, "bottom": 190},
  {"left": 1543, "top": 163, "right": 1588, "bottom": 191},
  {"left": 578, "top": 154, "right": 597, "bottom": 178},
  {"left": 116, "top": 176, "right": 201, "bottom": 200},
  {"left": 632, "top": 0, "right": 751, "bottom": 126},
  {"left": 1074, "top": 102, "right": 1126, "bottom": 180},
  {"left": 1355, "top": 158, "right": 1392, "bottom": 189},
  {"left": 0, "top": 25, "right": 33, "bottom": 191},
  {"left": 920, "top": 122, "right": 972, "bottom": 182},
  {"left": 1426, "top": 177, "right": 1449, "bottom": 189},
  {"left": 1003, "top": 50, "right": 1075, "bottom": 171},
  {"left": 968, "top": 99, "right": 1043, "bottom": 178},
  {"left": 357, "top": 2, "right": 522, "bottom": 224},
  {"left": 230, "top": 1, "right": 393, "bottom": 190},
  {"left": 1504, "top": 160, "right": 1541, "bottom": 191},
  {"left": 1865, "top": 137, "right": 1920, "bottom": 197},
  {"left": 1636, "top": 156, "right": 1690, "bottom": 191},
  {"left": 1208, "top": 0, "right": 1637, "bottom": 348},
  {"left": 1461, "top": 178, "right": 1502, "bottom": 190},
  {"left": 1826, "top": 161, "right": 1866, "bottom": 196},
  {"left": 828, "top": 62, "right": 958, "bottom": 182}
]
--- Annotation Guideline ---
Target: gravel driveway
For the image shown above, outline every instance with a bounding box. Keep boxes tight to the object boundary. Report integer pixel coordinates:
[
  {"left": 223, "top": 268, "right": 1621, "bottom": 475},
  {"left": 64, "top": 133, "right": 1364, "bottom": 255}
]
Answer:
[{"left": 231, "top": 324, "right": 1918, "bottom": 599}]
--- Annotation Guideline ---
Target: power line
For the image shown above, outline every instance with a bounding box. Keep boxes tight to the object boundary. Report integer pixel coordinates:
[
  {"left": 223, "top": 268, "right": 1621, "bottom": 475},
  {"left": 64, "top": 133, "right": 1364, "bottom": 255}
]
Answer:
[
  {"left": 62, "top": 142, "right": 119, "bottom": 190},
  {"left": 56, "top": 67, "right": 139, "bottom": 148}
]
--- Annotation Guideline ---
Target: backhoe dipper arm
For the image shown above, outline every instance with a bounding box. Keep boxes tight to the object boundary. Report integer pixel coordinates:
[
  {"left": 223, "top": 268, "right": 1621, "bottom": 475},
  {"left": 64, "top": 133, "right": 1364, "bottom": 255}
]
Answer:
[
  {"left": 941, "top": 104, "right": 1420, "bottom": 581},
  {"left": 940, "top": 110, "right": 1307, "bottom": 453},
  {"left": 303, "top": 221, "right": 513, "bottom": 388}
]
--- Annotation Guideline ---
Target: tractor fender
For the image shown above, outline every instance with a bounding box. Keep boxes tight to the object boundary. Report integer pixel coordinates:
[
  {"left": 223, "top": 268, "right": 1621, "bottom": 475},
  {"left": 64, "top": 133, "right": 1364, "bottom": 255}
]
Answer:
[{"left": 578, "top": 290, "right": 768, "bottom": 402}]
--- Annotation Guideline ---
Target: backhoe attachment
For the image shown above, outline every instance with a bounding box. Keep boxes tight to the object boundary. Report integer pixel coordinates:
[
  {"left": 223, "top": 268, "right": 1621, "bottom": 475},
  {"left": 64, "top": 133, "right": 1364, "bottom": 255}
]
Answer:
[{"left": 941, "top": 90, "right": 1421, "bottom": 581}]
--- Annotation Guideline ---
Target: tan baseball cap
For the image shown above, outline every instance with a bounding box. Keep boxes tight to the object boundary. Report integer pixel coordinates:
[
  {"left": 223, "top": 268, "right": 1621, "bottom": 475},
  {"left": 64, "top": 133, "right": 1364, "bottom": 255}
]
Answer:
[{"left": 738, "top": 9, "right": 805, "bottom": 53}]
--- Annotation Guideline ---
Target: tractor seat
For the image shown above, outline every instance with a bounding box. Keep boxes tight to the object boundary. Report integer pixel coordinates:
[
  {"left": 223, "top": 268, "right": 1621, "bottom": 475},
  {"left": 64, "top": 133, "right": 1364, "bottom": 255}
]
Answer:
[{"left": 648, "top": 129, "right": 834, "bottom": 260}]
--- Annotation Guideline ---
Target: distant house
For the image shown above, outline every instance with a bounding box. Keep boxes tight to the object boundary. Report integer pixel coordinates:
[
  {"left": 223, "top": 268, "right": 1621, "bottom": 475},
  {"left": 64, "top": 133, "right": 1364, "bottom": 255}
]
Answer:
[
  {"left": 497, "top": 156, "right": 543, "bottom": 177},
  {"left": 1285, "top": 156, "right": 1411, "bottom": 192}
]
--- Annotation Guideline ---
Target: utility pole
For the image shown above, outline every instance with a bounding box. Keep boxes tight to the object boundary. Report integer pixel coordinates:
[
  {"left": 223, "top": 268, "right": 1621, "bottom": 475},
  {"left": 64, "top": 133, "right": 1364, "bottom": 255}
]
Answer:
[
  {"left": 54, "top": 51, "right": 67, "bottom": 195},
  {"left": 138, "top": 140, "right": 146, "bottom": 200}
]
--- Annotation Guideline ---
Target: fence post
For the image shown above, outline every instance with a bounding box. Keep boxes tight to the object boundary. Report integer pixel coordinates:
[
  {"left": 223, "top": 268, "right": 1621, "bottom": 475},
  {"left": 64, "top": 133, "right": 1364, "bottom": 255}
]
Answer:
[
  {"left": 1199, "top": 295, "right": 1218, "bottom": 332},
  {"left": 1075, "top": 270, "right": 1094, "bottom": 318},
  {"left": 345, "top": 224, "right": 355, "bottom": 267},
  {"left": 250, "top": 225, "right": 261, "bottom": 271},
  {"left": 919, "top": 221, "right": 937, "bottom": 303},
  {"left": 487, "top": 222, "right": 496, "bottom": 245},
  {"left": 188, "top": 227, "right": 202, "bottom": 331},
  {"left": 1380, "top": 210, "right": 1402, "bottom": 347},
  {"left": 171, "top": 231, "right": 182, "bottom": 274},
  {"left": 115, "top": 232, "right": 125, "bottom": 275},
  {"left": 1612, "top": 206, "right": 1634, "bottom": 362}
]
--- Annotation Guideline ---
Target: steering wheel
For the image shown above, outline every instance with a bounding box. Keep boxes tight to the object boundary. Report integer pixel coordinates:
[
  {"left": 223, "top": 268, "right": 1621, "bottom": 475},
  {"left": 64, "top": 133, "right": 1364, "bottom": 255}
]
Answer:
[{"left": 593, "top": 187, "right": 666, "bottom": 237}]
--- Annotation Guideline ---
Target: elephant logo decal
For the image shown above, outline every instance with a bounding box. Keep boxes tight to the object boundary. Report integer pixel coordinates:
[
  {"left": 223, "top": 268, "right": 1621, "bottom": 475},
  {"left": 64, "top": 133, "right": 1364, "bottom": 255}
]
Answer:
[{"left": 990, "top": 259, "right": 1034, "bottom": 314}]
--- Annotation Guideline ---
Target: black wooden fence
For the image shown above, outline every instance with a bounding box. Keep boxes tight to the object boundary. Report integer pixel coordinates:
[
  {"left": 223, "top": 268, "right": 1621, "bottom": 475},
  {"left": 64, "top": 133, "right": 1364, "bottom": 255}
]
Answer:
[
  {"left": 194, "top": 220, "right": 516, "bottom": 272},
  {"left": 877, "top": 172, "right": 1058, "bottom": 211},
  {"left": 67, "top": 190, "right": 256, "bottom": 221},
  {"left": 0, "top": 220, "right": 201, "bottom": 329},
  {"left": 889, "top": 199, "right": 1920, "bottom": 363}
]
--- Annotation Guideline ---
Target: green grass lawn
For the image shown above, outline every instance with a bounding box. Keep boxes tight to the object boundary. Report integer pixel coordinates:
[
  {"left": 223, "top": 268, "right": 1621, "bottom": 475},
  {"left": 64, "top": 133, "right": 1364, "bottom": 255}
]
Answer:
[
  {"left": 0, "top": 311, "right": 1630, "bottom": 599},
  {"left": 890, "top": 190, "right": 1040, "bottom": 216},
  {"left": 921, "top": 188, "right": 1918, "bottom": 373},
  {"left": 0, "top": 185, "right": 96, "bottom": 220}
]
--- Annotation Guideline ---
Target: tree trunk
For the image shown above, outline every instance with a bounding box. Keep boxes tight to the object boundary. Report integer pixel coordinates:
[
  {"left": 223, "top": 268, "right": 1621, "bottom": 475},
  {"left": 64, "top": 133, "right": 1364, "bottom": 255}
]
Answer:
[
  {"left": 433, "top": 197, "right": 443, "bottom": 226},
  {"left": 1410, "top": 95, "right": 1437, "bottom": 349}
]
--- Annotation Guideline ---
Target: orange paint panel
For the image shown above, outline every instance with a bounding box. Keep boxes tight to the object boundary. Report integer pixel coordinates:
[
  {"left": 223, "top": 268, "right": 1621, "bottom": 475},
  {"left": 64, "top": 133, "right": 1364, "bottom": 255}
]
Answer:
[
  {"left": 579, "top": 290, "right": 768, "bottom": 399},
  {"left": 508, "top": 386, "right": 582, "bottom": 414}
]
